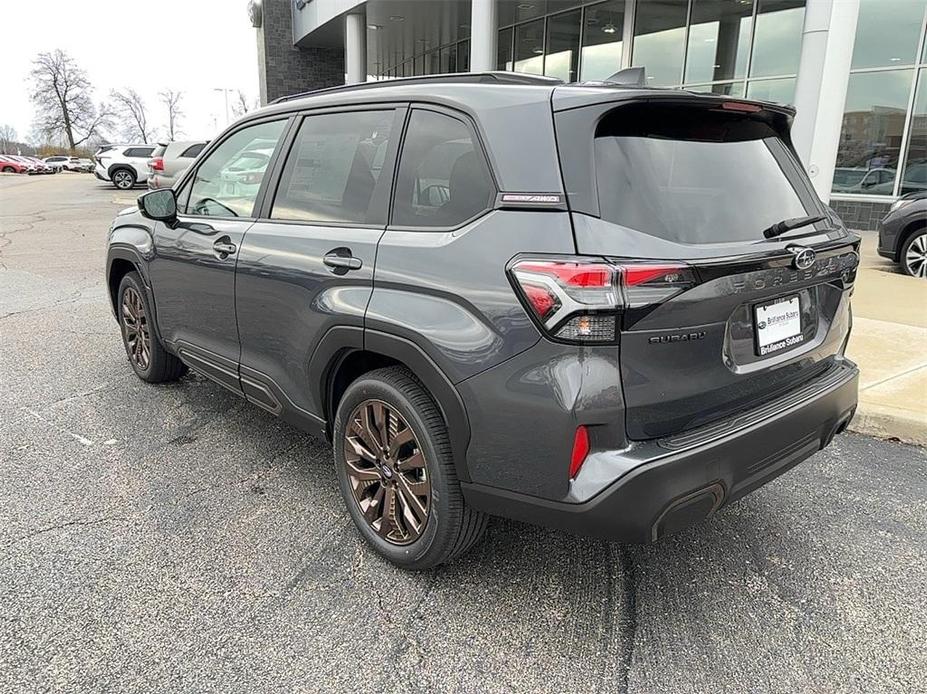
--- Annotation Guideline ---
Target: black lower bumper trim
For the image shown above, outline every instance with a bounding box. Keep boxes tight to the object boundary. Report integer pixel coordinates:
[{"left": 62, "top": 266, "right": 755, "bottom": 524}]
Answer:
[{"left": 462, "top": 360, "right": 859, "bottom": 543}]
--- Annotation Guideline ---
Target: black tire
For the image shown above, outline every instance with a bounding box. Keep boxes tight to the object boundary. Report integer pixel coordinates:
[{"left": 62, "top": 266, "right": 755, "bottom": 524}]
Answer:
[
  {"left": 1, "top": 166, "right": 14, "bottom": 173},
  {"left": 117, "top": 271, "right": 187, "bottom": 383},
  {"left": 900, "top": 229, "right": 927, "bottom": 278},
  {"left": 333, "top": 366, "right": 487, "bottom": 570},
  {"left": 111, "top": 167, "right": 136, "bottom": 190}
]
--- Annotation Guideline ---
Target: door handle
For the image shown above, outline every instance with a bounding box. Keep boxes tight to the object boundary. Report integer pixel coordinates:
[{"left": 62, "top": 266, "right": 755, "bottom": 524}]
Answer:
[
  {"left": 323, "top": 253, "right": 362, "bottom": 271},
  {"left": 213, "top": 239, "right": 237, "bottom": 256}
]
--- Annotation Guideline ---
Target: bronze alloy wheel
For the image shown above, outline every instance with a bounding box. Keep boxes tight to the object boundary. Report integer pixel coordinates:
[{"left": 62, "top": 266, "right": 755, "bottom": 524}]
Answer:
[
  {"left": 343, "top": 399, "right": 431, "bottom": 545},
  {"left": 121, "top": 286, "right": 151, "bottom": 371}
]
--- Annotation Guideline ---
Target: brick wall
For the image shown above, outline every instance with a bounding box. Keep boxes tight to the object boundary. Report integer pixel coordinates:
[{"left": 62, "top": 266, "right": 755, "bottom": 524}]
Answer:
[
  {"left": 830, "top": 199, "right": 892, "bottom": 231},
  {"left": 256, "top": 0, "right": 345, "bottom": 105}
]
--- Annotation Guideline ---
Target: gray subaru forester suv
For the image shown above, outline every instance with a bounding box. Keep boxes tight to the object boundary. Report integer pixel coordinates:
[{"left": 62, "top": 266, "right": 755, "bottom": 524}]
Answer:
[{"left": 106, "top": 73, "right": 860, "bottom": 569}]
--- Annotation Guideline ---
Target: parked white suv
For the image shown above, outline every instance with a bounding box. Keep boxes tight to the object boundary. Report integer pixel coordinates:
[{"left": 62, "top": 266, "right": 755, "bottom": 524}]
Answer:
[{"left": 94, "top": 144, "right": 157, "bottom": 189}]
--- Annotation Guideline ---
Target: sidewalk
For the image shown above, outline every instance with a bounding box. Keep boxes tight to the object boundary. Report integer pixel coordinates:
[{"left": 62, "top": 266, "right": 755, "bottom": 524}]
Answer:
[{"left": 846, "top": 230, "right": 927, "bottom": 446}]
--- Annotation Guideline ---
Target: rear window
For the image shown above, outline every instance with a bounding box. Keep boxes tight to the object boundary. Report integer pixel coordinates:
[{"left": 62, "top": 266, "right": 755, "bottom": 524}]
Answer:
[
  {"left": 594, "top": 104, "right": 816, "bottom": 244},
  {"left": 150, "top": 145, "right": 167, "bottom": 158}
]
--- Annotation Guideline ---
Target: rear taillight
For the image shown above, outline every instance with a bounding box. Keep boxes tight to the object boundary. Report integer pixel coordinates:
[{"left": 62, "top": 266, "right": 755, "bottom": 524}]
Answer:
[
  {"left": 613, "top": 262, "right": 697, "bottom": 309},
  {"left": 510, "top": 259, "right": 620, "bottom": 343},
  {"left": 510, "top": 257, "right": 698, "bottom": 342},
  {"left": 150, "top": 157, "right": 164, "bottom": 171}
]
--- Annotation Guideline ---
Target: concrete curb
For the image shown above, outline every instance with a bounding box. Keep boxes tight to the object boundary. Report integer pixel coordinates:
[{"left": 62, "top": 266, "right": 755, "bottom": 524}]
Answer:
[{"left": 849, "top": 403, "right": 927, "bottom": 447}]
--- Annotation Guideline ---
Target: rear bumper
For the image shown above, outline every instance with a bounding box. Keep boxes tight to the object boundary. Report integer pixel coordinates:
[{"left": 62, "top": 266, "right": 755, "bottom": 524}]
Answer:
[{"left": 462, "top": 360, "right": 858, "bottom": 543}]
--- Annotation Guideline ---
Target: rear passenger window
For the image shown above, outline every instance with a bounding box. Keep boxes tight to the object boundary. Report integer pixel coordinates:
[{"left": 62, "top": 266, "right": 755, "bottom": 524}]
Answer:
[
  {"left": 392, "top": 109, "right": 493, "bottom": 228},
  {"left": 180, "top": 143, "right": 206, "bottom": 158},
  {"left": 124, "top": 147, "right": 155, "bottom": 158},
  {"left": 271, "top": 110, "right": 394, "bottom": 225}
]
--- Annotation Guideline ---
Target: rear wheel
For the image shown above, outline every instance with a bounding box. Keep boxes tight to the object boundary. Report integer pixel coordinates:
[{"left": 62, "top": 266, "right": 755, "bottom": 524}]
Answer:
[
  {"left": 901, "top": 230, "right": 927, "bottom": 278},
  {"left": 117, "top": 272, "right": 187, "bottom": 383},
  {"left": 111, "top": 168, "right": 136, "bottom": 190},
  {"left": 333, "top": 367, "right": 487, "bottom": 570}
]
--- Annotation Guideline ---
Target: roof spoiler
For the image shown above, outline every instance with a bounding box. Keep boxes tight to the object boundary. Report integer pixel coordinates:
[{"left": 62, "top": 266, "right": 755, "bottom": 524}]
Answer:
[{"left": 603, "top": 67, "right": 646, "bottom": 87}]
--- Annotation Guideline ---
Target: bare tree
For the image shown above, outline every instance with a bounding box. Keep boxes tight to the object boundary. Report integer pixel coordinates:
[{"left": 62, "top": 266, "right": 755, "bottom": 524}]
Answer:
[
  {"left": 0, "top": 124, "right": 16, "bottom": 153},
  {"left": 29, "top": 50, "right": 110, "bottom": 149},
  {"left": 111, "top": 88, "right": 152, "bottom": 143},
  {"left": 231, "top": 90, "right": 258, "bottom": 119},
  {"left": 158, "top": 89, "right": 184, "bottom": 140}
]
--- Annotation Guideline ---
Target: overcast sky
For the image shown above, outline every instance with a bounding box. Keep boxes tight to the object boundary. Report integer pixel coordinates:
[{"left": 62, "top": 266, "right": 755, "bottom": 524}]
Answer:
[{"left": 0, "top": 0, "right": 260, "bottom": 145}]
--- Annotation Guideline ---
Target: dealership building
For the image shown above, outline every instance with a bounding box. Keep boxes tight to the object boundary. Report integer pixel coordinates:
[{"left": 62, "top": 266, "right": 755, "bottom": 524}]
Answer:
[{"left": 250, "top": 0, "right": 927, "bottom": 229}]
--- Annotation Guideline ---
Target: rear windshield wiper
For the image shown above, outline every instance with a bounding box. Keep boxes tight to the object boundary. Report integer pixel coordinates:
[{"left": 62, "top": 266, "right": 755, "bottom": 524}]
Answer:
[{"left": 762, "top": 214, "right": 826, "bottom": 239}]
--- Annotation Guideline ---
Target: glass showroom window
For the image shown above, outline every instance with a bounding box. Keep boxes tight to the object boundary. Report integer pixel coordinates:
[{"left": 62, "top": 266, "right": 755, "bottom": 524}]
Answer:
[
  {"left": 580, "top": 0, "right": 624, "bottom": 81},
  {"left": 685, "top": 0, "right": 753, "bottom": 85},
  {"left": 498, "top": 27, "right": 514, "bottom": 70},
  {"left": 899, "top": 69, "right": 927, "bottom": 196},
  {"left": 514, "top": 19, "right": 545, "bottom": 74},
  {"left": 545, "top": 9, "right": 582, "bottom": 81},
  {"left": 833, "top": 0, "right": 927, "bottom": 197},
  {"left": 632, "top": 0, "right": 688, "bottom": 86},
  {"left": 750, "top": 0, "right": 805, "bottom": 78}
]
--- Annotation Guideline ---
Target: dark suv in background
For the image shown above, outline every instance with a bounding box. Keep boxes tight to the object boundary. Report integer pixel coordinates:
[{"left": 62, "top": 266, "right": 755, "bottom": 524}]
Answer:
[{"left": 106, "top": 73, "right": 860, "bottom": 569}]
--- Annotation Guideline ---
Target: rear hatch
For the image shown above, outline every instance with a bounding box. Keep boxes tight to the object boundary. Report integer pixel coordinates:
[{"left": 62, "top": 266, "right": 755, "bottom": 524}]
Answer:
[{"left": 555, "top": 92, "right": 859, "bottom": 440}]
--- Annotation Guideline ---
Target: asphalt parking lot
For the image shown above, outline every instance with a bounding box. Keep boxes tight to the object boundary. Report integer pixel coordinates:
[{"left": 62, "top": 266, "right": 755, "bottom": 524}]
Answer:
[{"left": 1, "top": 173, "right": 925, "bottom": 693}]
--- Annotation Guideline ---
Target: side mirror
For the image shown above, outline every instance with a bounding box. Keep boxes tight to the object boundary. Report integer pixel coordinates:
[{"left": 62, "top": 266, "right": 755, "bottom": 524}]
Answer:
[{"left": 138, "top": 189, "right": 177, "bottom": 224}]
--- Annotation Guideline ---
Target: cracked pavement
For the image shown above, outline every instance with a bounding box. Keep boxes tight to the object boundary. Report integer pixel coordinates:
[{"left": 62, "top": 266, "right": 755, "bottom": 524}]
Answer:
[{"left": 1, "top": 174, "right": 925, "bottom": 693}]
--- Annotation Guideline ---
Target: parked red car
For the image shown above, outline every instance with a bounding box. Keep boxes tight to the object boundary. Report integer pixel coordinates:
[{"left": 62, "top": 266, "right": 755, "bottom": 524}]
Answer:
[{"left": 0, "top": 155, "right": 31, "bottom": 174}]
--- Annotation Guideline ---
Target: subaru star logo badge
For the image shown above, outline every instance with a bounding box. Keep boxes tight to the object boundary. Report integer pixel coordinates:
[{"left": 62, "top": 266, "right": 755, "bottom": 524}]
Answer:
[{"left": 788, "top": 245, "right": 816, "bottom": 270}]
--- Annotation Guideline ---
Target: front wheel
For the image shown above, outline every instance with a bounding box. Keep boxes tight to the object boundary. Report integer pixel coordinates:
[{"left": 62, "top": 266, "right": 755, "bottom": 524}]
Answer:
[
  {"left": 2, "top": 166, "right": 14, "bottom": 173},
  {"left": 117, "top": 272, "right": 187, "bottom": 383},
  {"left": 333, "top": 367, "right": 487, "bottom": 570},
  {"left": 111, "top": 168, "right": 136, "bottom": 190},
  {"left": 901, "top": 230, "right": 927, "bottom": 278}
]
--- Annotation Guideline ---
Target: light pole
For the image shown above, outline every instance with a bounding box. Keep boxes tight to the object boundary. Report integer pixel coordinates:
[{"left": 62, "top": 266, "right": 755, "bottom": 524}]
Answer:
[{"left": 213, "top": 88, "right": 232, "bottom": 128}]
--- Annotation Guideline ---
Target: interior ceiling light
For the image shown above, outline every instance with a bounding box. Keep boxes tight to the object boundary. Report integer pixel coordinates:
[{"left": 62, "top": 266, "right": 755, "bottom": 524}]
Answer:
[
  {"left": 367, "top": 24, "right": 381, "bottom": 30},
  {"left": 518, "top": 3, "right": 535, "bottom": 10},
  {"left": 389, "top": 15, "right": 404, "bottom": 22},
  {"left": 602, "top": 23, "right": 617, "bottom": 34}
]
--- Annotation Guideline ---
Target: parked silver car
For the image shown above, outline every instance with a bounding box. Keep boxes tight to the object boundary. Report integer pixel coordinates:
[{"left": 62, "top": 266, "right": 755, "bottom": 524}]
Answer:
[{"left": 147, "top": 140, "right": 208, "bottom": 189}]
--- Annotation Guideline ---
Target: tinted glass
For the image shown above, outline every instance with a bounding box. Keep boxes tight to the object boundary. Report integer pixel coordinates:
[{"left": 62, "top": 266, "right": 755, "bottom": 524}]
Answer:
[
  {"left": 271, "top": 110, "right": 394, "bottom": 225},
  {"left": 580, "top": 1, "right": 624, "bottom": 81},
  {"left": 595, "top": 109, "right": 812, "bottom": 244},
  {"left": 746, "top": 77, "right": 796, "bottom": 104},
  {"left": 852, "top": 0, "right": 927, "bottom": 69},
  {"left": 514, "top": 19, "right": 545, "bottom": 74},
  {"left": 833, "top": 70, "right": 913, "bottom": 196},
  {"left": 685, "top": 0, "right": 753, "bottom": 84},
  {"left": 498, "top": 27, "right": 514, "bottom": 70},
  {"left": 185, "top": 119, "right": 285, "bottom": 217},
  {"left": 392, "top": 110, "right": 493, "bottom": 228},
  {"left": 545, "top": 10, "right": 581, "bottom": 81},
  {"left": 151, "top": 145, "right": 167, "bottom": 157},
  {"left": 180, "top": 143, "right": 206, "bottom": 158},
  {"left": 900, "top": 69, "right": 927, "bottom": 195},
  {"left": 632, "top": 0, "right": 687, "bottom": 86},
  {"left": 124, "top": 147, "right": 155, "bottom": 158},
  {"left": 751, "top": 0, "right": 805, "bottom": 78}
]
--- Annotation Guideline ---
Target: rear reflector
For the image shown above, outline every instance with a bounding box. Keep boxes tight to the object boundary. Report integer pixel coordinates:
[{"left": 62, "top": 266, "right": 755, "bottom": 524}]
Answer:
[{"left": 569, "top": 426, "right": 590, "bottom": 479}]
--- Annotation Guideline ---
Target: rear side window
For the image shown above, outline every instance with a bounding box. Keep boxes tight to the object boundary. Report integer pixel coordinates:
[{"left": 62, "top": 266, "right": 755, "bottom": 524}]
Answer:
[
  {"left": 124, "top": 147, "right": 155, "bottom": 158},
  {"left": 180, "top": 143, "right": 206, "bottom": 158},
  {"left": 593, "top": 103, "right": 816, "bottom": 244},
  {"left": 391, "top": 109, "right": 493, "bottom": 228},
  {"left": 271, "top": 110, "right": 395, "bottom": 225},
  {"left": 150, "top": 145, "right": 167, "bottom": 158}
]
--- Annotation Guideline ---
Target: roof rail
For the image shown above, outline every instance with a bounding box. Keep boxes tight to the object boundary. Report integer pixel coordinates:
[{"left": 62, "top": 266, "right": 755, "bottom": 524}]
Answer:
[{"left": 270, "top": 71, "right": 563, "bottom": 104}]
